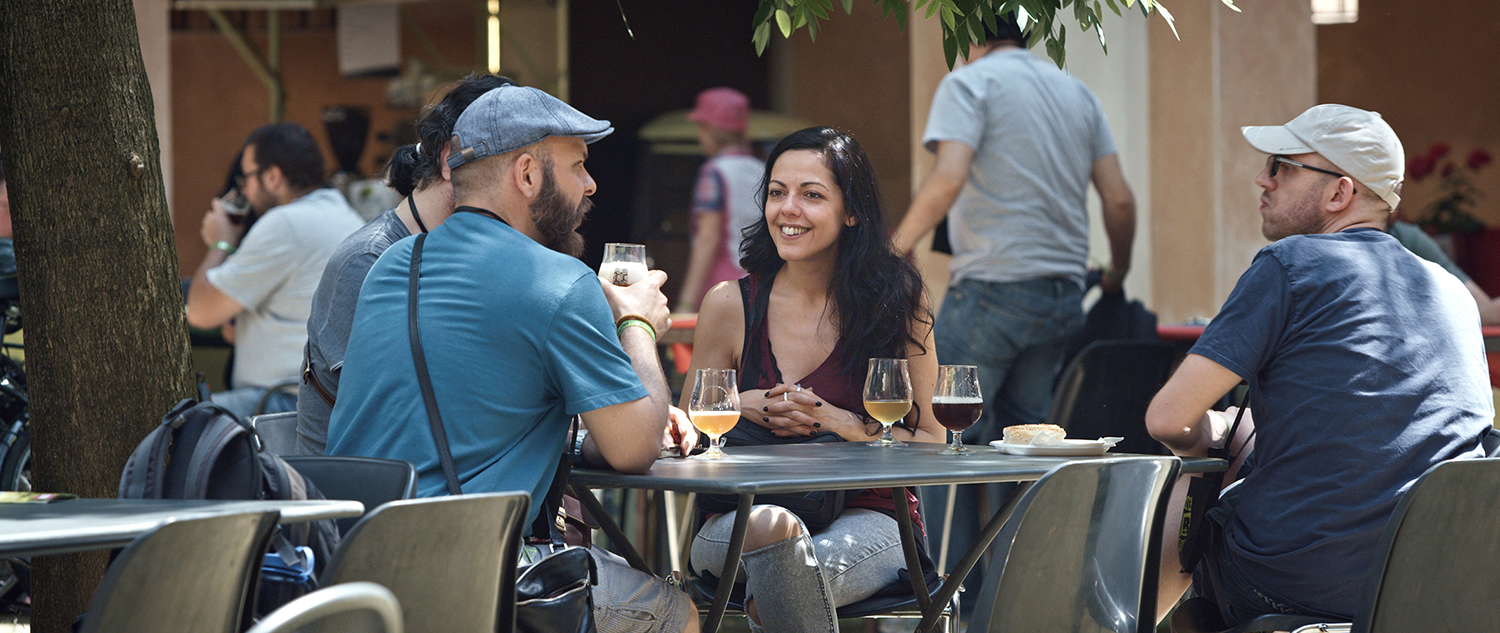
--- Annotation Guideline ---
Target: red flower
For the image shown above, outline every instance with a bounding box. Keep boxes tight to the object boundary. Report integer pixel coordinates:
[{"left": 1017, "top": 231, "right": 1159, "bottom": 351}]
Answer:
[
  {"left": 1429, "top": 143, "right": 1451, "bottom": 160},
  {"left": 1407, "top": 155, "right": 1434, "bottom": 181},
  {"left": 1469, "top": 149, "right": 1493, "bottom": 172}
]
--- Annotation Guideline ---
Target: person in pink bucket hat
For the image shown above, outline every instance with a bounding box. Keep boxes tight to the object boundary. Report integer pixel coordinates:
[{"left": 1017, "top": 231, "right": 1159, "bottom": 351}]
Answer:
[{"left": 677, "top": 87, "right": 765, "bottom": 312}]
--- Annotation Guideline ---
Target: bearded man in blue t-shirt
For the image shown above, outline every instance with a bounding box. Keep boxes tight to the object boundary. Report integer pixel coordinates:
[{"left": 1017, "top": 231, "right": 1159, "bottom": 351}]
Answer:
[{"left": 1146, "top": 104, "right": 1492, "bottom": 627}]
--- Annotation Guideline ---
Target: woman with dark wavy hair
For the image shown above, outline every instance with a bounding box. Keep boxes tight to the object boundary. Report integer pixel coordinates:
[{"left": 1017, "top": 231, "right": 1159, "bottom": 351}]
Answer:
[
  {"left": 682, "top": 126, "right": 940, "bottom": 632},
  {"left": 296, "top": 73, "right": 514, "bottom": 455}
]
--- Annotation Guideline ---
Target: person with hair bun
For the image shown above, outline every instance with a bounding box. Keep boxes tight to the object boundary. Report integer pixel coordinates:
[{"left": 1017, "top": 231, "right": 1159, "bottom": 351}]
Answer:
[
  {"left": 295, "top": 73, "right": 515, "bottom": 455},
  {"left": 684, "top": 126, "right": 941, "bottom": 632}
]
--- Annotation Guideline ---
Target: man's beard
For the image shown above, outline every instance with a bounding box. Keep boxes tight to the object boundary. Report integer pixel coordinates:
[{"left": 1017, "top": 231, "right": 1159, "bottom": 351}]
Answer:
[
  {"left": 1261, "top": 185, "right": 1325, "bottom": 241},
  {"left": 531, "top": 165, "right": 590, "bottom": 258}
]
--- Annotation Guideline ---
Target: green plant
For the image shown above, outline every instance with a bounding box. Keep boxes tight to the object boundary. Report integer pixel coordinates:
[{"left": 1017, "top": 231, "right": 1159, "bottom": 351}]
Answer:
[
  {"left": 1409, "top": 143, "right": 1492, "bottom": 234},
  {"left": 752, "top": 0, "right": 1241, "bottom": 69}
]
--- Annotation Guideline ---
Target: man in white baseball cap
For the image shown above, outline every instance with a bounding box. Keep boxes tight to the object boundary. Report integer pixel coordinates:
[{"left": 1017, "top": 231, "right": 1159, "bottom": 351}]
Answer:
[{"left": 1145, "top": 104, "right": 1493, "bottom": 627}]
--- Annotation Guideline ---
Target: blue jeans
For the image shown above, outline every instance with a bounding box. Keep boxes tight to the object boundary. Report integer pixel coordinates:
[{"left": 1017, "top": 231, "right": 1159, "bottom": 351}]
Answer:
[
  {"left": 920, "top": 277, "right": 1082, "bottom": 607},
  {"left": 691, "top": 508, "right": 905, "bottom": 633},
  {"left": 211, "top": 387, "right": 296, "bottom": 420}
]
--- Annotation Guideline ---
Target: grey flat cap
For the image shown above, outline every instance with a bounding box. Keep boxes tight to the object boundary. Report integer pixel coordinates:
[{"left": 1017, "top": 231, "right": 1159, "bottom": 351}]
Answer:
[{"left": 447, "top": 85, "right": 613, "bottom": 170}]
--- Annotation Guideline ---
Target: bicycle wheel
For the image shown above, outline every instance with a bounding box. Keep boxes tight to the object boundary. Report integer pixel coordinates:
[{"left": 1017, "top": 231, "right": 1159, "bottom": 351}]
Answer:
[{"left": 0, "top": 421, "right": 29, "bottom": 493}]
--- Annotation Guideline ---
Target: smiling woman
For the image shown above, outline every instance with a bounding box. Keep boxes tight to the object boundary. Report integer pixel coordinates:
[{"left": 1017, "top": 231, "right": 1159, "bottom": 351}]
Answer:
[{"left": 681, "top": 126, "right": 941, "bottom": 632}]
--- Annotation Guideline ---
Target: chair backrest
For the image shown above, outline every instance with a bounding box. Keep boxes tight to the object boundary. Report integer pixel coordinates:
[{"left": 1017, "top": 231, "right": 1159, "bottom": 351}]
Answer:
[
  {"left": 283, "top": 455, "right": 418, "bottom": 535},
  {"left": 1046, "top": 340, "right": 1178, "bottom": 455},
  {"left": 321, "top": 492, "right": 529, "bottom": 633},
  {"left": 967, "top": 457, "right": 1180, "bottom": 633},
  {"left": 251, "top": 411, "right": 300, "bottom": 456},
  {"left": 246, "top": 581, "right": 403, "bottom": 633},
  {"left": 1354, "top": 457, "right": 1500, "bottom": 632},
  {"left": 79, "top": 511, "right": 280, "bottom": 633}
]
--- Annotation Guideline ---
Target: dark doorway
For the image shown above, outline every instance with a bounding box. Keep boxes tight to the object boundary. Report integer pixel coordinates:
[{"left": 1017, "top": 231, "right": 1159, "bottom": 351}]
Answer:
[{"left": 569, "top": 1, "right": 771, "bottom": 297}]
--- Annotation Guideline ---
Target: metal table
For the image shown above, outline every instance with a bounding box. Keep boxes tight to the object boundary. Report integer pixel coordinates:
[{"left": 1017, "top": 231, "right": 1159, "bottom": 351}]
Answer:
[
  {"left": 571, "top": 441, "right": 1224, "bottom": 632},
  {"left": 0, "top": 498, "right": 364, "bottom": 557}
]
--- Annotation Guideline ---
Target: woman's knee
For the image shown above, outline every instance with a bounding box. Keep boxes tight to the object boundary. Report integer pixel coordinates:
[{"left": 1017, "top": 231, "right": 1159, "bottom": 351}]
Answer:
[{"left": 743, "top": 505, "right": 803, "bottom": 551}]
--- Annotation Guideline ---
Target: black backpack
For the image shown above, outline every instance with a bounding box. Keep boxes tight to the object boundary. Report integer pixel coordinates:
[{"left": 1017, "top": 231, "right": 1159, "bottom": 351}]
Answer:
[{"left": 117, "top": 399, "right": 340, "bottom": 616}]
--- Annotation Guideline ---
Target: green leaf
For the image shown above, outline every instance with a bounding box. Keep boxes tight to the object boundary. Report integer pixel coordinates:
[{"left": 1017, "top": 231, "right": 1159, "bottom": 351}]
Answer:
[
  {"left": 811, "top": 0, "right": 829, "bottom": 20},
  {"left": 753, "top": 1, "right": 774, "bottom": 26},
  {"left": 775, "top": 8, "right": 792, "bottom": 37},
  {"left": 1046, "top": 34, "right": 1066, "bottom": 67},
  {"left": 754, "top": 21, "right": 771, "bottom": 55},
  {"left": 941, "top": 5, "right": 957, "bottom": 31},
  {"left": 794, "top": 7, "right": 808, "bottom": 29},
  {"left": 841, "top": 0, "right": 853, "bottom": 13},
  {"left": 943, "top": 32, "right": 959, "bottom": 68},
  {"left": 925, "top": 0, "right": 942, "bottom": 20},
  {"left": 1154, "top": 1, "right": 1179, "bottom": 39}
]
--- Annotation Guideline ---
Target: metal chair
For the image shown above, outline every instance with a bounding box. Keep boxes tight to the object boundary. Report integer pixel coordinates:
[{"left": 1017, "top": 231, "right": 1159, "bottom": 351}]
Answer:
[
  {"left": 1046, "top": 340, "right": 1178, "bottom": 456},
  {"left": 1171, "top": 457, "right": 1500, "bottom": 633},
  {"left": 245, "top": 581, "right": 403, "bottom": 633},
  {"left": 320, "top": 492, "right": 529, "bottom": 633},
  {"left": 250, "top": 411, "right": 299, "bottom": 456},
  {"left": 78, "top": 511, "right": 280, "bottom": 633},
  {"left": 283, "top": 455, "right": 418, "bottom": 535},
  {"left": 966, "top": 456, "right": 1181, "bottom": 633}
]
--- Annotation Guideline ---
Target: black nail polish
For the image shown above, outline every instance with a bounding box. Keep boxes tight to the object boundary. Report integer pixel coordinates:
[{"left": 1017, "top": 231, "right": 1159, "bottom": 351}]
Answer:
[
  {"left": 765, "top": 391, "right": 772, "bottom": 397},
  {"left": 762, "top": 406, "right": 769, "bottom": 412},
  {"left": 815, "top": 401, "right": 822, "bottom": 407},
  {"left": 762, "top": 417, "right": 769, "bottom": 423},
  {"left": 813, "top": 422, "right": 821, "bottom": 428}
]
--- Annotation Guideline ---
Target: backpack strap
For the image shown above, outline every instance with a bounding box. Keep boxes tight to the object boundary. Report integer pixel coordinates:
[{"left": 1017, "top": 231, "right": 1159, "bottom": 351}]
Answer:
[
  {"left": 184, "top": 408, "right": 254, "bottom": 499},
  {"left": 408, "top": 233, "right": 465, "bottom": 495},
  {"left": 119, "top": 399, "right": 198, "bottom": 499}
]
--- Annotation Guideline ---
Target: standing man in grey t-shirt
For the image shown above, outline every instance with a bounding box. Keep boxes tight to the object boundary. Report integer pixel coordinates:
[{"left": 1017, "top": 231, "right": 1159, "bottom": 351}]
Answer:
[{"left": 892, "top": 12, "right": 1136, "bottom": 599}]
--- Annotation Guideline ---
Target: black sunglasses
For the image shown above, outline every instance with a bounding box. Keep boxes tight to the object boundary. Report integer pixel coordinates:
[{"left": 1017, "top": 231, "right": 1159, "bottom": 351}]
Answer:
[{"left": 1267, "top": 155, "right": 1351, "bottom": 184}]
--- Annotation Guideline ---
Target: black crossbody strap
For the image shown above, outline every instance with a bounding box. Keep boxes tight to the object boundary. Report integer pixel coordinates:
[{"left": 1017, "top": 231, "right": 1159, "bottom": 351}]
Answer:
[
  {"left": 408, "top": 233, "right": 464, "bottom": 495},
  {"left": 1209, "top": 386, "right": 1253, "bottom": 461}
]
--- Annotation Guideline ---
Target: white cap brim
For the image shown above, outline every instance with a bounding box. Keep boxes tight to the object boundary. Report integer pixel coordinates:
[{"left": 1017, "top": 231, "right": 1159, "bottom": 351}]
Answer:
[{"left": 1241, "top": 125, "right": 1313, "bottom": 156}]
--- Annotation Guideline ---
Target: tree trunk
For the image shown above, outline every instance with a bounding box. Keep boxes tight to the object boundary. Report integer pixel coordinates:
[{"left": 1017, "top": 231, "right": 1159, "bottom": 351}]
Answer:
[{"left": 0, "top": 2, "right": 196, "bottom": 631}]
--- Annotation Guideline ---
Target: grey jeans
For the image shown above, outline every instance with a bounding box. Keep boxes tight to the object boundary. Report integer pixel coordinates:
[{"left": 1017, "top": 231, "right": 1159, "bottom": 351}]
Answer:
[{"left": 690, "top": 507, "right": 906, "bottom": 633}]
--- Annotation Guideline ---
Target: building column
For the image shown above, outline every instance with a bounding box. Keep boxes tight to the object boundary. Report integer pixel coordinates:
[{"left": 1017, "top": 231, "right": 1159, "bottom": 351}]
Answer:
[
  {"left": 1149, "top": 0, "right": 1316, "bottom": 323},
  {"left": 134, "top": 0, "right": 172, "bottom": 218}
]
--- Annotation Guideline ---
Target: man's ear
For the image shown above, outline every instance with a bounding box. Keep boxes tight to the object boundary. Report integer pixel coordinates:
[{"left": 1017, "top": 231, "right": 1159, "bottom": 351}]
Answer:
[
  {"left": 262, "top": 165, "right": 288, "bottom": 201},
  {"left": 1325, "top": 177, "right": 1358, "bottom": 214},
  {"left": 511, "top": 152, "right": 541, "bottom": 198},
  {"left": 438, "top": 143, "right": 453, "bottom": 182}
]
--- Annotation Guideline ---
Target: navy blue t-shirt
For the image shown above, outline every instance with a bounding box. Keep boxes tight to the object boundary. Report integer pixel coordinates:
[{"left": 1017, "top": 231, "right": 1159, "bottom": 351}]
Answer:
[{"left": 1191, "top": 228, "right": 1491, "bottom": 617}]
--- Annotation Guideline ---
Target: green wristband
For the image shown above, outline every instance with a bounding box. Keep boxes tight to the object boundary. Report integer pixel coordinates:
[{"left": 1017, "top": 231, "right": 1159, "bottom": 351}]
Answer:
[
  {"left": 212, "top": 241, "right": 236, "bottom": 254},
  {"left": 617, "top": 318, "right": 657, "bottom": 342}
]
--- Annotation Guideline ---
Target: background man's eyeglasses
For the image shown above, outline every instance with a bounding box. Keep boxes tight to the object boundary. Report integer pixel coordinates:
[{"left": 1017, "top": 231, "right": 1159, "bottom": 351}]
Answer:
[
  {"left": 234, "top": 167, "right": 263, "bottom": 188},
  {"left": 1267, "top": 155, "right": 1349, "bottom": 182}
]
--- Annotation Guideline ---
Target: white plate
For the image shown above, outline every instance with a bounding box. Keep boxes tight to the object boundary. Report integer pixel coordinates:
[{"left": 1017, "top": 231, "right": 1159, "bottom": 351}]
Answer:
[{"left": 989, "top": 439, "right": 1110, "bottom": 456}]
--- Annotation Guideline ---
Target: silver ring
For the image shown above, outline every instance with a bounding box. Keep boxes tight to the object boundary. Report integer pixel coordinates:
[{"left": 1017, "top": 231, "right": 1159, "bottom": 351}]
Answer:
[{"left": 782, "top": 393, "right": 788, "bottom": 402}]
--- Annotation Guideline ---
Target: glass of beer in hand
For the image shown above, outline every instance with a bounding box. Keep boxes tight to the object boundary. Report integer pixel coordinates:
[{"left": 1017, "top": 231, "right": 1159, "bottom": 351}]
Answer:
[
  {"left": 933, "top": 365, "right": 982, "bottom": 455},
  {"left": 690, "top": 368, "right": 740, "bottom": 460},
  {"left": 863, "top": 358, "right": 912, "bottom": 447},
  {"left": 599, "top": 243, "right": 647, "bottom": 286}
]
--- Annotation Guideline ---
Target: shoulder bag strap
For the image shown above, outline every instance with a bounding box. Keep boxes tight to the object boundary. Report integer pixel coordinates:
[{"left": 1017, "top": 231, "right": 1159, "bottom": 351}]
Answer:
[{"left": 408, "top": 233, "right": 464, "bottom": 495}]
